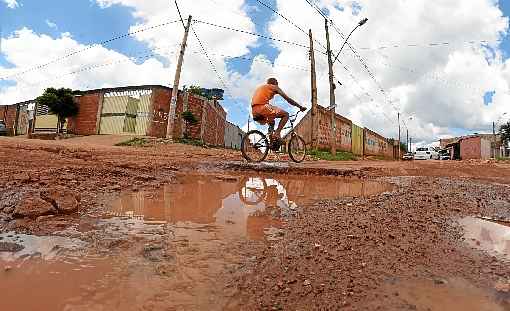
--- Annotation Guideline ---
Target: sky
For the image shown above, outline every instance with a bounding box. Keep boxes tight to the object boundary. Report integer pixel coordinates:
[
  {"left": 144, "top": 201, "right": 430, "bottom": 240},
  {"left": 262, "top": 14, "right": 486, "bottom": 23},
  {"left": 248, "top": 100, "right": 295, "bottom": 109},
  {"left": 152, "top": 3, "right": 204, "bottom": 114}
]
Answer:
[{"left": 1, "top": 0, "right": 510, "bottom": 147}]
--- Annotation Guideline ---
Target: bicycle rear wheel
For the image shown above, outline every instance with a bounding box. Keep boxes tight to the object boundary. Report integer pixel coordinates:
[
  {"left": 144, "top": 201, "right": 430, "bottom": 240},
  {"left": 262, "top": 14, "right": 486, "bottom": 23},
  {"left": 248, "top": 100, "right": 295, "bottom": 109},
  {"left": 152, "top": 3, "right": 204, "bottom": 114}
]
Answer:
[
  {"left": 241, "top": 130, "right": 269, "bottom": 162},
  {"left": 288, "top": 134, "right": 306, "bottom": 163}
]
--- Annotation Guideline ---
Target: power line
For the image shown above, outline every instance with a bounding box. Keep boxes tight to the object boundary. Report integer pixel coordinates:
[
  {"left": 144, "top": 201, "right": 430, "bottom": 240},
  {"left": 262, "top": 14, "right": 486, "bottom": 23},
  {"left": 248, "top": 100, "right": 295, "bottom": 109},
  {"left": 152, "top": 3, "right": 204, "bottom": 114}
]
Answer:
[
  {"left": 193, "top": 19, "right": 316, "bottom": 51},
  {"left": 190, "top": 22, "right": 247, "bottom": 114},
  {"left": 0, "top": 20, "right": 180, "bottom": 81},
  {"left": 254, "top": 0, "right": 327, "bottom": 52}
]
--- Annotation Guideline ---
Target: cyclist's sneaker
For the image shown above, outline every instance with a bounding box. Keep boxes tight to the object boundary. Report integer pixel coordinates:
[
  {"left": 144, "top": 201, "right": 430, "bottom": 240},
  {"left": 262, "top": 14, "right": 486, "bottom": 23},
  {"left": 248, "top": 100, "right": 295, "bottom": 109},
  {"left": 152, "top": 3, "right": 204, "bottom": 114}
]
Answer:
[{"left": 270, "top": 136, "right": 283, "bottom": 150}]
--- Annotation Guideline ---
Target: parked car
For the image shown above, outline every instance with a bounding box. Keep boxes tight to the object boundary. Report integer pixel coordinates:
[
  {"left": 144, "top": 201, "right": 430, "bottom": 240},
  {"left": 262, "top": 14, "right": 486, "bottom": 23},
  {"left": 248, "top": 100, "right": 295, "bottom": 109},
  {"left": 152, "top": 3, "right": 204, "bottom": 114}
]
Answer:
[
  {"left": 414, "top": 147, "right": 439, "bottom": 160},
  {"left": 402, "top": 152, "right": 414, "bottom": 161},
  {"left": 0, "top": 120, "right": 7, "bottom": 136},
  {"left": 438, "top": 149, "right": 450, "bottom": 160}
]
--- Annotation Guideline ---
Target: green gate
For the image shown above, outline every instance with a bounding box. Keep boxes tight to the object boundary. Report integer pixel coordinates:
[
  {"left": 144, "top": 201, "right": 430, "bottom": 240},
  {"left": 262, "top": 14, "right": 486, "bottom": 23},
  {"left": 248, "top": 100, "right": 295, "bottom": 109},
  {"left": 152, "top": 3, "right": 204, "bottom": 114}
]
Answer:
[{"left": 352, "top": 123, "right": 364, "bottom": 156}]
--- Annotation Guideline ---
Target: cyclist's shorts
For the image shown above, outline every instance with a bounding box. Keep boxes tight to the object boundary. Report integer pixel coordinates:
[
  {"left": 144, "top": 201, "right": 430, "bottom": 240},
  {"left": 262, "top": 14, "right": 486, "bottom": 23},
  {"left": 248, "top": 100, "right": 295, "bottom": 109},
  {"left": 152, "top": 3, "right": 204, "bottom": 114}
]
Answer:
[{"left": 252, "top": 104, "right": 284, "bottom": 124}]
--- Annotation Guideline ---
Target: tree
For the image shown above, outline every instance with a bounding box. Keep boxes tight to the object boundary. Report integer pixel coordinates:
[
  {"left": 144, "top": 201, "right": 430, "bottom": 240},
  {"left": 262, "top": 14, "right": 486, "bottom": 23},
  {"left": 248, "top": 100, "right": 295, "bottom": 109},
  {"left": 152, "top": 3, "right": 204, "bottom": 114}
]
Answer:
[
  {"left": 500, "top": 121, "right": 510, "bottom": 145},
  {"left": 181, "top": 111, "right": 198, "bottom": 139},
  {"left": 35, "top": 88, "right": 79, "bottom": 133},
  {"left": 183, "top": 85, "right": 224, "bottom": 100}
]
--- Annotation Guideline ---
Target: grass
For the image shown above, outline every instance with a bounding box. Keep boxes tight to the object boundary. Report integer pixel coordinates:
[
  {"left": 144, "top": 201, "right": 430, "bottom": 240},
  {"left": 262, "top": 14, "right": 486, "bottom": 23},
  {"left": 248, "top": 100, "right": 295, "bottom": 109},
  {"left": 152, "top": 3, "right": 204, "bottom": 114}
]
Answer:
[
  {"left": 178, "top": 138, "right": 205, "bottom": 147},
  {"left": 307, "top": 149, "right": 358, "bottom": 161},
  {"left": 115, "top": 137, "right": 151, "bottom": 147},
  {"left": 496, "top": 156, "right": 510, "bottom": 162}
]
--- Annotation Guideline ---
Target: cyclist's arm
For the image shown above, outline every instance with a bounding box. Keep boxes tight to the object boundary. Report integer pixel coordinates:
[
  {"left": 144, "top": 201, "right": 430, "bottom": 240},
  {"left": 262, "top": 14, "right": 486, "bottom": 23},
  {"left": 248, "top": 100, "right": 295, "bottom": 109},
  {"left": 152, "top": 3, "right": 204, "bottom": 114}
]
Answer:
[{"left": 274, "top": 86, "right": 303, "bottom": 109}]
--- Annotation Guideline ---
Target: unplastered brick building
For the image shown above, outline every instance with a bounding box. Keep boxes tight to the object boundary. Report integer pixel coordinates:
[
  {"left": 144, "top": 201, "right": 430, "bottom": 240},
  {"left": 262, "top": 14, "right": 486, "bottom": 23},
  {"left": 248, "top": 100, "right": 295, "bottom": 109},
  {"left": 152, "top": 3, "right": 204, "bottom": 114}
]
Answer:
[{"left": 64, "top": 85, "right": 227, "bottom": 146}]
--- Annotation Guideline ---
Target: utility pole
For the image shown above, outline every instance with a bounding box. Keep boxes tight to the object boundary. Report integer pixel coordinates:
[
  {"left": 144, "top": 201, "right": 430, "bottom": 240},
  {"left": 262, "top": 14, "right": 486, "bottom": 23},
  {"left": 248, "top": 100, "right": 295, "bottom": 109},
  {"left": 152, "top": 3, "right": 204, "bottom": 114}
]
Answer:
[
  {"left": 325, "top": 19, "right": 337, "bottom": 155},
  {"left": 398, "top": 112, "right": 401, "bottom": 160},
  {"left": 309, "top": 29, "right": 318, "bottom": 149},
  {"left": 493, "top": 121, "right": 497, "bottom": 158},
  {"left": 409, "top": 137, "right": 412, "bottom": 153},
  {"left": 406, "top": 128, "right": 409, "bottom": 153},
  {"left": 166, "top": 15, "right": 192, "bottom": 139}
]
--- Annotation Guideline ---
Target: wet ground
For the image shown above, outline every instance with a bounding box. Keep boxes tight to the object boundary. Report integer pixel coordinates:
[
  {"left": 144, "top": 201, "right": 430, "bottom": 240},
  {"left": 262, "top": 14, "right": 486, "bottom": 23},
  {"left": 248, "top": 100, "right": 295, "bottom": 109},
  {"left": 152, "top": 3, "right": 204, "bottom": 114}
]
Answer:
[{"left": 1, "top": 136, "right": 510, "bottom": 310}]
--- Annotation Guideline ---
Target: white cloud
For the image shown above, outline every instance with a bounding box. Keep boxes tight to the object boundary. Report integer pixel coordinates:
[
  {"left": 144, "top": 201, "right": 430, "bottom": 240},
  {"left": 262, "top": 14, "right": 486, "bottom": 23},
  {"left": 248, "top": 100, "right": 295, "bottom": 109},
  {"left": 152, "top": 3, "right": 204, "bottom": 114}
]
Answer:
[
  {"left": 45, "top": 19, "right": 58, "bottom": 30},
  {"left": 2, "top": 0, "right": 510, "bottom": 147},
  {"left": 2, "top": 0, "right": 20, "bottom": 9}
]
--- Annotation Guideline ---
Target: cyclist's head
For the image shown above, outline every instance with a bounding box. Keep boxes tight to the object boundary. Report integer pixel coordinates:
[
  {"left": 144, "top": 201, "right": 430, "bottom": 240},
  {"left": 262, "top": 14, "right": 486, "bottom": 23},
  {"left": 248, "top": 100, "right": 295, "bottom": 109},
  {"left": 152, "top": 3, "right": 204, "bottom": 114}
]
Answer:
[{"left": 267, "top": 77, "right": 278, "bottom": 86}]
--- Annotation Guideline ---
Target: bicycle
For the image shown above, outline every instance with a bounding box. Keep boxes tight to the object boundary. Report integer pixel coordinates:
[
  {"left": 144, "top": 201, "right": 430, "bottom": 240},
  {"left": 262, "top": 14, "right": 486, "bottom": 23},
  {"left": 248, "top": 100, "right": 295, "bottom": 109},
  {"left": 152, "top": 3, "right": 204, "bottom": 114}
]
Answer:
[{"left": 241, "top": 111, "right": 307, "bottom": 163}]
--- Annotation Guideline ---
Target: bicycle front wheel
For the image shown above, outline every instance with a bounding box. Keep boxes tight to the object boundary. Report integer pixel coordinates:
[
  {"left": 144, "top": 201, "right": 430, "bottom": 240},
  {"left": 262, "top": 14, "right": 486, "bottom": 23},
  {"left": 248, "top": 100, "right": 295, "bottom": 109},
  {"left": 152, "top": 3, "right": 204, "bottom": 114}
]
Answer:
[
  {"left": 288, "top": 134, "right": 306, "bottom": 163},
  {"left": 241, "top": 130, "right": 269, "bottom": 162}
]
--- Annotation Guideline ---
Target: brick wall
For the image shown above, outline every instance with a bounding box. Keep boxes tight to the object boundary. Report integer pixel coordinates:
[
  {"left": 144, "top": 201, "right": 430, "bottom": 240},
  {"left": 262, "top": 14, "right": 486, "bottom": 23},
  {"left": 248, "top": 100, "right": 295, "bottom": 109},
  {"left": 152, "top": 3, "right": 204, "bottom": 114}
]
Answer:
[
  {"left": 460, "top": 136, "right": 481, "bottom": 159},
  {"left": 364, "top": 128, "right": 390, "bottom": 157},
  {"left": 291, "top": 111, "right": 312, "bottom": 144},
  {"left": 200, "top": 99, "right": 226, "bottom": 146},
  {"left": 67, "top": 93, "right": 101, "bottom": 135},
  {"left": 2, "top": 104, "right": 18, "bottom": 135},
  {"left": 147, "top": 87, "right": 173, "bottom": 138},
  {"left": 181, "top": 93, "right": 204, "bottom": 140},
  {"left": 315, "top": 106, "right": 352, "bottom": 151}
]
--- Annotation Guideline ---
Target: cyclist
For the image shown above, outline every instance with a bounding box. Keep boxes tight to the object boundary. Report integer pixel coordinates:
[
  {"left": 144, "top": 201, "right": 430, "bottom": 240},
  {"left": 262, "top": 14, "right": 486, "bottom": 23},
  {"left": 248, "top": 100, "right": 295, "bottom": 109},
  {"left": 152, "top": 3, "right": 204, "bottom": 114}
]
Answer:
[{"left": 251, "top": 78, "right": 306, "bottom": 142}]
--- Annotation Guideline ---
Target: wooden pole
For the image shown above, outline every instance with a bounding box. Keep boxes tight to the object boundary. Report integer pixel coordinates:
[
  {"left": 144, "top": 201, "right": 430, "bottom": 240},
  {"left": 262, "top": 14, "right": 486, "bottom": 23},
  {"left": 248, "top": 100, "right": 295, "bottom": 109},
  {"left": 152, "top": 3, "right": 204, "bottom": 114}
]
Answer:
[
  {"left": 166, "top": 15, "right": 192, "bottom": 139},
  {"left": 325, "top": 19, "right": 336, "bottom": 156},
  {"left": 309, "top": 29, "right": 318, "bottom": 149},
  {"left": 398, "top": 112, "right": 401, "bottom": 160}
]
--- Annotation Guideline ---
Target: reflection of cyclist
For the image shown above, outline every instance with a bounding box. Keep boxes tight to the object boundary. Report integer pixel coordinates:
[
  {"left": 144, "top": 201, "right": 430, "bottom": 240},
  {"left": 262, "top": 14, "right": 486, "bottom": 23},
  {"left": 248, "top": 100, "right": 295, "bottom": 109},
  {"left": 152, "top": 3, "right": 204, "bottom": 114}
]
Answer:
[
  {"left": 251, "top": 78, "right": 306, "bottom": 141},
  {"left": 265, "top": 185, "right": 279, "bottom": 207}
]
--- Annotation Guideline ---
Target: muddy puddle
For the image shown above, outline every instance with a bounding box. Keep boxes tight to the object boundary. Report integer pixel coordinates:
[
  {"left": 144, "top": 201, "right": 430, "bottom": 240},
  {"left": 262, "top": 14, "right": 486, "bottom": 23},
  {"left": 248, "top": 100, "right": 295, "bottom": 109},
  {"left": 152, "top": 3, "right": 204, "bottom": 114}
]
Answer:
[
  {"left": 460, "top": 216, "right": 510, "bottom": 260},
  {"left": 382, "top": 278, "right": 509, "bottom": 311},
  {"left": 0, "top": 174, "right": 392, "bottom": 310}
]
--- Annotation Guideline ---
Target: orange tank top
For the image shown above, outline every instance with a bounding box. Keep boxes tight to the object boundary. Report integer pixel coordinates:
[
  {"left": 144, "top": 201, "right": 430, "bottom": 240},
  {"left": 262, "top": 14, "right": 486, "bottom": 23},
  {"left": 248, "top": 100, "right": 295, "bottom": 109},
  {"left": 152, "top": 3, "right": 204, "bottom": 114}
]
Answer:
[{"left": 251, "top": 84, "right": 278, "bottom": 107}]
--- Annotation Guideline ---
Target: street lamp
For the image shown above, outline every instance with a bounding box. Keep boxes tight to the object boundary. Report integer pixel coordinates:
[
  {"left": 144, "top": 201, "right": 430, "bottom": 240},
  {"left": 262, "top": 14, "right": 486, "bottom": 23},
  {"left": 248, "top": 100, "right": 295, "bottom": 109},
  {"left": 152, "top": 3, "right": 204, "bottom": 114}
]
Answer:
[{"left": 332, "top": 17, "right": 368, "bottom": 64}]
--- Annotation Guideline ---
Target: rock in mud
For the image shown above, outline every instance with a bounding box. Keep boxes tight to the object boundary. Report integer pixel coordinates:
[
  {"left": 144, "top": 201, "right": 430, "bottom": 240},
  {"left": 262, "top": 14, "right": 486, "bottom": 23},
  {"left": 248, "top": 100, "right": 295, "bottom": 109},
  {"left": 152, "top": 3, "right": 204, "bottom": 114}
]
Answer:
[
  {"left": 40, "top": 187, "right": 80, "bottom": 214},
  {"left": 0, "top": 241, "right": 24, "bottom": 252},
  {"left": 13, "top": 196, "right": 56, "bottom": 218}
]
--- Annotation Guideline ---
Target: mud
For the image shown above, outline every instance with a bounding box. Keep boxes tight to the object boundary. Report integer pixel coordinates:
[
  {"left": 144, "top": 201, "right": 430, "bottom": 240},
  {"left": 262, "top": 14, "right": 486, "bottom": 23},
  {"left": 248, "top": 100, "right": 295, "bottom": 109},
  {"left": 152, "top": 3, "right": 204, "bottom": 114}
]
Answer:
[{"left": 2, "top": 137, "right": 510, "bottom": 310}]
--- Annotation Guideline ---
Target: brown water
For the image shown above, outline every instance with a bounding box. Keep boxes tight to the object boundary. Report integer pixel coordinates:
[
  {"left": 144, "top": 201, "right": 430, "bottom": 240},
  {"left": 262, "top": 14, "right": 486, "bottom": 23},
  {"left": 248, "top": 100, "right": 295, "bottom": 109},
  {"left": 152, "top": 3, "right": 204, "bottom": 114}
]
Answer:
[
  {"left": 0, "top": 174, "right": 392, "bottom": 311},
  {"left": 382, "top": 278, "right": 508, "bottom": 311},
  {"left": 460, "top": 216, "right": 510, "bottom": 260},
  {"left": 107, "top": 174, "right": 392, "bottom": 239}
]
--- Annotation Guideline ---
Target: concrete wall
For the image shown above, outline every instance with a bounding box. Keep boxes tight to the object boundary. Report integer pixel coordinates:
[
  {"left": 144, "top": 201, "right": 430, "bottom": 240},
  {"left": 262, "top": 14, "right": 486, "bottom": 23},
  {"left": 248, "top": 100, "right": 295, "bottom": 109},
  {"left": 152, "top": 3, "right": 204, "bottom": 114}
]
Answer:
[
  {"left": 460, "top": 136, "right": 481, "bottom": 159},
  {"left": 224, "top": 121, "right": 245, "bottom": 150}
]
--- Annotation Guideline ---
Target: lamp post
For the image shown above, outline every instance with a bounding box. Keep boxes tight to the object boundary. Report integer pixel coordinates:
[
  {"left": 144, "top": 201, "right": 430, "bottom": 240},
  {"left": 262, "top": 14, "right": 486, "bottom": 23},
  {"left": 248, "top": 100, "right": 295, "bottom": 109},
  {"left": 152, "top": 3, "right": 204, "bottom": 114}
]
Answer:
[
  {"left": 328, "top": 17, "right": 368, "bottom": 155},
  {"left": 332, "top": 17, "right": 368, "bottom": 64}
]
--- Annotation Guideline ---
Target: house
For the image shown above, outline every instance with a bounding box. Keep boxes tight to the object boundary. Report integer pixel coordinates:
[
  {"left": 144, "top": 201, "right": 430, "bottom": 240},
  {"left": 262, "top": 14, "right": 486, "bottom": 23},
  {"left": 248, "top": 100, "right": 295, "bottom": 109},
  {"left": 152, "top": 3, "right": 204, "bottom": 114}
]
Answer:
[{"left": 440, "top": 134, "right": 500, "bottom": 160}]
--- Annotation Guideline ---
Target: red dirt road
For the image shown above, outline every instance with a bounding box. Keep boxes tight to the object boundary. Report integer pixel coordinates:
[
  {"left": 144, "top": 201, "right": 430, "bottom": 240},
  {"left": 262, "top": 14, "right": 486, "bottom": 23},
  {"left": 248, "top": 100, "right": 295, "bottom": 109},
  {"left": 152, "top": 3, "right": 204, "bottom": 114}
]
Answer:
[{"left": 1, "top": 136, "right": 510, "bottom": 310}]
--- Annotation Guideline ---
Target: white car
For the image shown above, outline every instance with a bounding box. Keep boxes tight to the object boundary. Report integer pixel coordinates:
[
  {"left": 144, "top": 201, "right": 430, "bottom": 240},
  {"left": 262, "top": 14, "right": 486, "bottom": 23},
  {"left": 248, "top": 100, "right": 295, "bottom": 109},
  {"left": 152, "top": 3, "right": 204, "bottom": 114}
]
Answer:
[{"left": 414, "top": 147, "right": 439, "bottom": 160}]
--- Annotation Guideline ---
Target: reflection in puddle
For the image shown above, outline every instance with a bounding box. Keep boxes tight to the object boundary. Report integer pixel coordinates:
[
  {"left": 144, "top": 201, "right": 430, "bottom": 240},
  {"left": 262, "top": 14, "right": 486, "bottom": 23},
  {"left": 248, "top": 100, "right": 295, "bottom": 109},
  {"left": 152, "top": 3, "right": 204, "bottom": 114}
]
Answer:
[
  {"left": 0, "top": 175, "right": 392, "bottom": 311},
  {"left": 107, "top": 175, "right": 392, "bottom": 240},
  {"left": 384, "top": 278, "right": 508, "bottom": 311},
  {"left": 460, "top": 216, "right": 510, "bottom": 260},
  {"left": 0, "top": 232, "right": 87, "bottom": 261}
]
